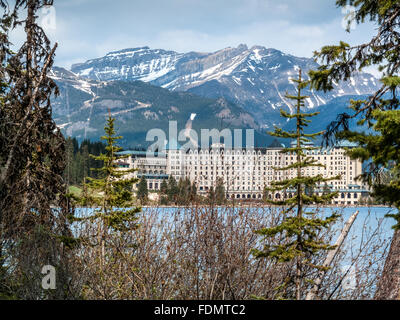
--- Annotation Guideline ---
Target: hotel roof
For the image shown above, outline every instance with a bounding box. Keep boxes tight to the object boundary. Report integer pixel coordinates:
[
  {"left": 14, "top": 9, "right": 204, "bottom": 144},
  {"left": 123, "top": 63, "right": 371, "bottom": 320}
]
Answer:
[{"left": 117, "top": 150, "right": 166, "bottom": 157}]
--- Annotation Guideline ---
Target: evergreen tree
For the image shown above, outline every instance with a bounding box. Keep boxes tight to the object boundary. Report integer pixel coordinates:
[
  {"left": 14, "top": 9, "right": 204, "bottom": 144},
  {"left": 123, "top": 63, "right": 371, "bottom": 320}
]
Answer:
[
  {"left": 63, "top": 138, "right": 106, "bottom": 187},
  {"left": 0, "top": 0, "right": 76, "bottom": 299},
  {"left": 167, "top": 176, "right": 178, "bottom": 204},
  {"left": 309, "top": 0, "right": 400, "bottom": 299},
  {"left": 137, "top": 176, "right": 148, "bottom": 205},
  {"left": 190, "top": 182, "right": 198, "bottom": 203},
  {"left": 160, "top": 179, "right": 168, "bottom": 195},
  {"left": 177, "top": 178, "right": 185, "bottom": 205},
  {"left": 65, "top": 137, "right": 75, "bottom": 186},
  {"left": 176, "top": 178, "right": 192, "bottom": 205},
  {"left": 160, "top": 195, "right": 169, "bottom": 206},
  {"left": 81, "top": 143, "right": 90, "bottom": 181},
  {"left": 263, "top": 186, "right": 270, "bottom": 201},
  {"left": 0, "top": 6, "right": 11, "bottom": 298},
  {"left": 309, "top": 0, "right": 400, "bottom": 226},
  {"left": 77, "top": 114, "right": 141, "bottom": 265},
  {"left": 253, "top": 69, "right": 340, "bottom": 300},
  {"left": 159, "top": 179, "right": 169, "bottom": 205},
  {"left": 207, "top": 186, "right": 216, "bottom": 205},
  {"left": 215, "top": 177, "right": 226, "bottom": 205}
]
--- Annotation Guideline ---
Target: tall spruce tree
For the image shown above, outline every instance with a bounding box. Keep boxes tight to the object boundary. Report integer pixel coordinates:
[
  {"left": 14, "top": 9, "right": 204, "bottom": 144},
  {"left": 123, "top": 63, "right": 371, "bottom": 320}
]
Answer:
[
  {"left": 309, "top": 0, "right": 400, "bottom": 224},
  {"left": 176, "top": 177, "right": 193, "bottom": 205},
  {"left": 215, "top": 177, "right": 226, "bottom": 205},
  {"left": 160, "top": 179, "right": 168, "bottom": 194},
  {"left": 77, "top": 115, "right": 141, "bottom": 266},
  {"left": 207, "top": 186, "right": 216, "bottom": 205},
  {"left": 190, "top": 182, "right": 198, "bottom": 203},
  {"left": 0, "top": 0, "right": 76, "bottom": 299},
  {"left": 137, "top": 176, "right": 148, "bottom": 205},
  {"left": 309, "top": 0, "right": 400, "bottom": 300},
  {"left": 253, "top": 69, "right": 340, "bottom": 300},
  {"left": 167, "top": 176, "right": 178, "bottom": 204}
]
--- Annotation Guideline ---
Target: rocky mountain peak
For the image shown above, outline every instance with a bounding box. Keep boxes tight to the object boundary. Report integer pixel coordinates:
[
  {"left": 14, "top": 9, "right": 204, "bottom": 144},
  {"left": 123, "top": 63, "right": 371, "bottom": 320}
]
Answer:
[{"left": 69, "top": 44, "right": 380, "bottom": 128}]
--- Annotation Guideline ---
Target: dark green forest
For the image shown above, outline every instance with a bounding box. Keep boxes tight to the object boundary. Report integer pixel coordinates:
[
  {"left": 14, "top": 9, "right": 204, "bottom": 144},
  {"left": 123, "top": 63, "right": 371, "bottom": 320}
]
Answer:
[{"left": 64, "top": 138, "right": 106, "bottom": 186}]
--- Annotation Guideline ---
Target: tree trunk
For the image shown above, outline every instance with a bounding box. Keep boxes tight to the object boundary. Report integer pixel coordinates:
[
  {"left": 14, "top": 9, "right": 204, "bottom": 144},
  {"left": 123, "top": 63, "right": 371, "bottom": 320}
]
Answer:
[
  {"left": 374, "top": 229, "right": 400, "bottom": 300},
  {"left": 306, "top": 210, "right": 359, "bottom": 300},
  {"left": 295, "top": 69, "right": 303, "bottom": 301}
]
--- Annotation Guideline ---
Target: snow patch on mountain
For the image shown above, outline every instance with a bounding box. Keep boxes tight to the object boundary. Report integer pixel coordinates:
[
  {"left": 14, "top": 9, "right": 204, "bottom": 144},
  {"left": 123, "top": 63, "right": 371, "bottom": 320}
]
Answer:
[{"left": 69, "top": 44, "right": 380, "bottom": 128}]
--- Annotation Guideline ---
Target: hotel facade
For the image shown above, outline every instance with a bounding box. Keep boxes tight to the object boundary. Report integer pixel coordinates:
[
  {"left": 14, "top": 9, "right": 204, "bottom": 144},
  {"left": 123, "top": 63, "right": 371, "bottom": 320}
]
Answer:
[{"left": 120, "top": 141, "right": 369, "bottom": 205}]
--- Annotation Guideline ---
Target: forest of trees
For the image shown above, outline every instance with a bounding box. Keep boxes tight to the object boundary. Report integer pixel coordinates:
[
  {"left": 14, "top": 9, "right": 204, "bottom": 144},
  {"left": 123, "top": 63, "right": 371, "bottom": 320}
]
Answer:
[
  {"left": 156, "top": 176, "right": 226, "bottom": 206},
  {"left": 1, "top": 0, "right": 400, "bottom": 301},
  {"left": 64, "top": 138, "right": 106, "bottom": 186}
]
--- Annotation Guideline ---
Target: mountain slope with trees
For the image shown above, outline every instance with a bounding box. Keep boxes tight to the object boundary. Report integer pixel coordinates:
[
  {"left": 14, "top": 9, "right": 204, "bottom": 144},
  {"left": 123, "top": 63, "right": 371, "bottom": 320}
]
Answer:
[
  {"left": 70, "top": 44, "right": 380, "bottom": 129},
  {"left": 50, "top": 67, "right": 265, "bottom": 148}
]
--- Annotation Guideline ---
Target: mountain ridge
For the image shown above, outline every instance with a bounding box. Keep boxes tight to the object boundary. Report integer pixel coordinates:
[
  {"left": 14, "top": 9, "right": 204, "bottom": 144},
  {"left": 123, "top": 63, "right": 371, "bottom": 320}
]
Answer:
[
  {"left": 69, "top": 44, "right": 379, "bottom": 128},
  {"left": 49, "top": 66, "right": 268, "bottom": 148}
]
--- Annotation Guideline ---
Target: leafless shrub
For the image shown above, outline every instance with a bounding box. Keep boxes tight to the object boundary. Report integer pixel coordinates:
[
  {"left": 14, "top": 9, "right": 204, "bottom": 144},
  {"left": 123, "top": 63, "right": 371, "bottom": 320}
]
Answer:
[
  {"left": 318, "top": 208, "right": 391, "bottom": 300},
  {"left": 70, "top": 204, "right": 390, "bottom": 300}
]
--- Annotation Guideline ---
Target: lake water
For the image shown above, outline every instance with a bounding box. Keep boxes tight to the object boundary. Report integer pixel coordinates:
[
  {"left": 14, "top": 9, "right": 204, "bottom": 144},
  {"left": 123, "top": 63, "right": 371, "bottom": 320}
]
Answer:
[
  {"left": 75, "top": 206, "right": 397, "bottom": 240},
  {"left": 142, "top": 205, "right": 395, "bottom": 231}
]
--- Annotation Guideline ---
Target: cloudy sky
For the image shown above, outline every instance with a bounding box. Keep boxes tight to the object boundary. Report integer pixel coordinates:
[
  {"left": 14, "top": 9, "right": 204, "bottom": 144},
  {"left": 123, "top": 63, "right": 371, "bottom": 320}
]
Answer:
[{"left": 18, "top": 0, "right": 377, "bottom": 71}]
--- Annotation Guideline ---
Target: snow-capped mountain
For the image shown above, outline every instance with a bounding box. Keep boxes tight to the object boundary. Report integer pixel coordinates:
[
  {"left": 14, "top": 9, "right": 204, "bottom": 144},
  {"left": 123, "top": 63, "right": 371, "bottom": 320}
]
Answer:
[
  {"left": 71, "top": 47, "right": 184, "bottom": 82},
  {"left": 71, "top": 44, "right": 380, "bottom": 128},
  {"left": 49, "top": 67, "right": 265, "bottom": 148}
]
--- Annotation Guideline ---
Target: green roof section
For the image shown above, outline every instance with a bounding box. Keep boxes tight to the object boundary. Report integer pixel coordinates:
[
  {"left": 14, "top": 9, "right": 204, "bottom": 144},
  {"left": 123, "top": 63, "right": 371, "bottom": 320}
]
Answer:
[{"left": 117, "top": 150, "right": 166, "bottom": 157}]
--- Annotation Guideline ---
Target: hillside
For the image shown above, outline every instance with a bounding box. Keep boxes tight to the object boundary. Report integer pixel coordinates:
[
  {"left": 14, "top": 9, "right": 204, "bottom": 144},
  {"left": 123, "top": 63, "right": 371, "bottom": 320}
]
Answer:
[
  {"left": 70, "top": 44, "right": 379, "bottom": 129},
  {"left": 50, "top": 67, "right": 267, "bottom": 148}
]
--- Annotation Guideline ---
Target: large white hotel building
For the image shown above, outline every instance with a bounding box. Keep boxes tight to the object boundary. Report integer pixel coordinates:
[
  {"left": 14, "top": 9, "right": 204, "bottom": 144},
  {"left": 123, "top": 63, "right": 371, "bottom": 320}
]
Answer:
[{"left": 118, "top": 140, "right": 369, "bottom": 205}]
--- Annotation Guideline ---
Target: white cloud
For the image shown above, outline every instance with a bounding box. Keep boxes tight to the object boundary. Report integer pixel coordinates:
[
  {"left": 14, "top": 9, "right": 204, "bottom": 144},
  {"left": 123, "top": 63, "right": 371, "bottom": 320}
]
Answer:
[{"left": 7, "top": 0, "right": 379, "bottom": 70}]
